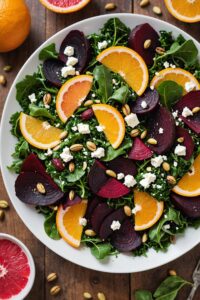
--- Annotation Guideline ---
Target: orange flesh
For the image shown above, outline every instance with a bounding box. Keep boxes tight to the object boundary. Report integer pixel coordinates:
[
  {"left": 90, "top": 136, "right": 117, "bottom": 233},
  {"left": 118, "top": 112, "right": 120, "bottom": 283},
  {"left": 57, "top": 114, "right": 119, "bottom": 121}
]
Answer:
[{"left": 164, "top": 0, "right": 200, "bottom": 21}]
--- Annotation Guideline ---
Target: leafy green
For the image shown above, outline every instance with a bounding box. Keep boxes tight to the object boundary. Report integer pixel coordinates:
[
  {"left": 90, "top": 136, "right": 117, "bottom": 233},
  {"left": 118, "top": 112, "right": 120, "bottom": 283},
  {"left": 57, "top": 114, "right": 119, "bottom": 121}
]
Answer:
[
  {"left": 39, "top": 43, "right": 58, "bottom": 60},
  {"left": 93, "top": 65, "right": 113, "bottom": 102},
  {"left": 157, "top": 81, "right": 183, "bottom": 110},
  {"left": 159, "top": 31, "right": 174, "bottom": 51},
  {"left": 135, "top": 290, "right": 153, "bottom": 300},
  {"left": 9, "top": 112, "right": 20, "bottom": 137},
  {"left": 44, "top": 211, "right": 61, "bottom": 240},
  {"left": 103, "top": 138, "right": 132, "bottom": 161},
  {"left": 8, "top": 138, "right": 30, "bottom": 173},
  {"left": 91, "top": 243, "right": 113, "bottom": 260},
  {"left": 29, "top": 104, "right": 55, "bottom": 120},
  {"left": 109, "top": 86, "right": 130, "bottom": 104},
  {"left": 66, "top": 168, "right": 85, "bottom": 183}
]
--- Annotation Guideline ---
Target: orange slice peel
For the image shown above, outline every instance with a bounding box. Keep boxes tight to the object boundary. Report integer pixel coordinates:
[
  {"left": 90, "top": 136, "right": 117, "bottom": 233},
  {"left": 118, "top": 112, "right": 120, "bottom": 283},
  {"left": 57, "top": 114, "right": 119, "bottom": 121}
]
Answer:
[{"left": 164, "top": 0, "right": 200, "bottom": 23}]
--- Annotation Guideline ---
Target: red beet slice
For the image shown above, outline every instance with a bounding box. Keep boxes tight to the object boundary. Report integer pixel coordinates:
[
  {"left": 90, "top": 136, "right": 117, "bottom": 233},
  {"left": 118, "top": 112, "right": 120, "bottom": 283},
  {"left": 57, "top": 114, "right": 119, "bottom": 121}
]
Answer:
[
  {"left": 80, "top": 108, "right": 94, "bottom": 120},
  {"left": 106, "top": 157, "right": 137, "bottom": 176},
  {"left": 130, "top": 88, "right": 159, "bottom": 115},
  {"left": 85, "top": 196, "right": 102, "bottom": 221},
  {"left": 174, "top": 91, "right": 200, "bottom": 134},
  {"left": 91, "top": 203, "right": 114, "bottom": 234},
  {"left": 22, "top": 153, "right": 59, "bottom": 189},
  {"left": 99, "top": 208, "right": 127, "bottom": 240},
  {"left": 15, "top": 171, "right": 64, "bottom": 206},
  {"left": 176, "top": 127, "right": 194, "bottom": 160},
  {"left": 59, "top": 30, "right": 90, "bottom": 73},
  {"left": 97, "top": 178, "right": 130, "bottom": 199},
  {"left": 52, "top": 158, "right": 65, "bottom": 172},
  {"left": 88, "top": 160, "right": 108, "bottom": 194},
  {"left": 147, "top": 105, "right": 176, "bottom": 154},
  {"left": 43, "top": 58, "right": 65, "bottom": 87},
  {"left": 111, "top": 219, "right": 142, "bottom": 252},
  {"left": 171, "top": 193, "right": 200, "bottom": 218},
  {"left": 62, "top": 194, "right": 82, "bottom": 209},
  {"left": 128, "top": 137, "right": 153, "bottom": 160},
  {"left": 128, "top": 23, "right": 160, "bottom": 65}
]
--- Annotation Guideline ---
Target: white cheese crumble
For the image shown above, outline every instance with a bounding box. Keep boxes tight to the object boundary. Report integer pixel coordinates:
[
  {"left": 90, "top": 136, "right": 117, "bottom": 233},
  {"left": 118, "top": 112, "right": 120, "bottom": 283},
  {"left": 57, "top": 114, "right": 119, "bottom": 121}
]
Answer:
[
  {"left": 172, "top": 110, "right": 178, "bottom": 119},
  {"left": 124, "top": 175, "right": 137, "bottom": 188},
  {"left": 60, "top": 147, "right": 73, "bottom": 163},
  {"left": 124, "top": 113, "right": 140, "bottom": 128},
  {"left": 185, "top": 81, "right": 196, "bottom": 92},
  {"left": 64, "top": 46, "right": 74, "bottom": 56},
  {"left": 44, "top": 104, "right": 50, "bottom": 109},
  {"left": 174, "top": 161, "right": 178, "bottom": 167},
  {"left": 72, "top": 126, "right": 78, "bottom": 132},
  {"left": 75, "top": 71, "right": 80, "bottom": 76},
  {"left": 146, "top": 167, "right": 152, "bottom": 172},
  {"left": 110, "top": 220, "right": 121, "bottom": 231},
  {"left": 132, "top": 204, "right": 142, "bottom": 215},
  {"left": 174, "top": 144, "right": 186, "bottom": 156},
  {"left": 91, "top": 147, "right": 105, "bottom": 159},
  {"left": 140, "top": 173, "right": 156, "bottom": 189},
  {"left": 42, "top": 121, "right": 51, "bottom": 130},
  {"left": 55, "top": 123, "right": 60, "bottom": 128},
  {"left": 163, "top": 61, "right": 170, "bottom": 68},
  {"left": 155, "top": 72, "right": 160, "bottom": 76},
  {"left": 141, "top": 100, "right": 148, "bottom": 109},
  {"left": 45, "top": 148, "right": 53, "bottom": 156},
  {"left": 67, "top": 56, "right": 78, "bottom": 67},
  {"left": 79, "top": 217, "right": 87, "bottom": 227},
  {"left": 77, "top": 123, "right": 90, "bottom": 134},
  {"left": 163, "top": 224, "right": 170, "bottom": 230},
  {"left": 151, "top": 155, "right": 163, "bottom": 168},
  {"left": 98, "top": 40, "right": 108, "bottom": 50},
  {"left": 159, "top": 127, "right": 164, "bottom": 134},
  {"left": 92, "top": 93, "right": 96, "bottom": 98},
  {"left": 117, "top": 173, "right": 125, "bottom": 180},
  {"left": 170, "top": 64, "right": 176, "bottom": 69},
  {"left": 61, "top": 66, "right": 76, "bottom": 78},
  {"left": 96, "top": 125, "right": 105, "bottom": 132},
  {"left": 182, "top": 106, "right": 193, "bottom": 118},
  {"left": 28, "top": 93, "right": 37, "bottom": 103}
]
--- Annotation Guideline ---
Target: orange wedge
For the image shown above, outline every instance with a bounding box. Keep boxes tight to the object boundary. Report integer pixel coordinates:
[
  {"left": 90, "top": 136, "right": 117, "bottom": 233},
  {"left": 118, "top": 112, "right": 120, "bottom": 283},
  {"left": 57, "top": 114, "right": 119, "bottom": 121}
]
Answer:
[
  {"left": 151, "top": 67, "right": 200, "bottom": 94},
  {"left": 56, "top": 75, "right": 93, "bottom": 123},
  {"left": 134, "top": 189, "right": 164, "bottom": 231},
  {"left": 164, "top": 0, "right": 200, "bottom": 23},
  {"left": 173, "top": 154, "right": 200, "bottom": 197},
  {"left": 92, "top": 104, "right": 125, "bottom": 149},
  {"left": 97, "top": 46, "right": 149, "bottom": 96},
  {"left": 19, "top": 113, "right": 67, "bottom": 149},
  {"left": 56, "top": 200, "right": 88, "bottom": 248}
]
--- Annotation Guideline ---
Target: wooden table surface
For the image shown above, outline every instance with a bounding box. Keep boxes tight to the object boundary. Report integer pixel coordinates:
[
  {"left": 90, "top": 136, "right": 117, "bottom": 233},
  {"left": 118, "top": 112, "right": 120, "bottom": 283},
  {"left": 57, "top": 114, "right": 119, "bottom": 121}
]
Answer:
[{"left": 1, "top": 1, "right": 200, "bottom": 299}]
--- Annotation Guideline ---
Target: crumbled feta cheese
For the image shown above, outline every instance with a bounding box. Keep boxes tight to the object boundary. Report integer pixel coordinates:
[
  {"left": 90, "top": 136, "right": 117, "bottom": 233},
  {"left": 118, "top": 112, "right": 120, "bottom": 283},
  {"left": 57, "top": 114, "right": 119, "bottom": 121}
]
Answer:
[
  {"left": 156, "top": 185, "right": 162, "bottom": 189},
  {"left": 182, "top": 106, "right": 193, "bottom": 118},
  {"left": 151, "top": 155, "right": 163, "bottom": 168},
  {"left": 159, "top": 127, "right": 164, "bottom": 134},
  {"left": 44, "top": 104, "right": 50, "bottom": 109},
  {"left": 75, "top": 71, "right": 80, "bottom": 76},
  {"left": 162, "top": 155, "right": 167, "bottom": 161},
  {"left": 79, "top": 217, "right": 87, "bottom": 227},
  {"left": 117, "top": 173, "right": 125, "bottom": 180},
  {"left": 110, "top": 220, "right": 121, "bottom": 231},
  {"left": 28, "top": 93, "right": 37, "bottom": 103},
  {"left": 112, "top": 78, "right": 119, "bottom": 85},
  {"left": 77, "top": 123, "right": 90, "bottom": 134},
  {"left": 141, "top": 100, "right": 148, "bottom": 109},
  {"left": 96, "top": 125, "right": 105, "bottom": 132},
  {"left": 67, "top": 56, "right": 78, "bottom": 67},
  {"left": 185, "top": 81, "right": 196, "bottom": 92},
  {"left": 91, "top": 147, "right": 105, "bottom": 159},
  {"left": 124, "top": 175, "right": 137, "bottom": 188},
  {"left": 98, "top": 40, "right": 108, "bottom": 50},
  {"left": 61, "top": 66, "right": 76, "bottom": 78},
  {"left": 132, "top": 204, "right": 142, "bottom": 215},
  {"left": 155, "top": 72, "right": 160, "bottom": 76},
  {"left": 172, "top": 110, "right": 178, "bottom": 119},
  {"left": 163, "top": 61, "right": 170, "bottom": 68},
  {"left": 45, "top": 148, "right": 53, "bottom": 156},
  {"left": 64, "top": 46, "right": 74, "bottom": 56},
  {"left": 140, "top": 173, "right": 156, "bottom": 189},
  {"left": 92, "top": 93, "right": 96, "bottom": 98},
  {"left": 176, "top": 121, "right": 179, "bottom": 126},
  {"left": 174, "top": 144, "right": 186, "bottom": 156},
  {"left": 174, "top": 161, "right": 178, "bottom": 167},
  {"left": 124, "top": 113, "right": 140, "bottom": 128},
  {"left": 42, "top": 121, "right": 51, "bottom": 130},
  {"left": 72, "top": 126, "right": 78, "bottom": 132},
  {"left": 163, "top": 224, "right": 170, "bottom": 230},
  {"left": 146, "top": 167, "right": 152, "bottom": 172},
  {"left": 55, "top": 123, "right": 60, "bottom": 128},
  {"left": 170, "top": 64, "right": 176, "bottom": 68},
  {"left": 60, "top": 147, "right": 73, "bottom": 163}
]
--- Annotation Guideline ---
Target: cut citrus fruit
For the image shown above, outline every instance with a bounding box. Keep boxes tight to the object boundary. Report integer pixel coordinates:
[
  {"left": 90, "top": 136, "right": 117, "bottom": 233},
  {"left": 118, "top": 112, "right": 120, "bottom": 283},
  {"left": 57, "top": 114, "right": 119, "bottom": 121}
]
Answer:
[
  {"left": 56, "top": 200, "right": 88, "bottom": 248},
  {"left": 173, "top": 154, "right": 200, "bottom": 197},
  {"left": 92, "top": 104, "right": 125, "bottom": 149},
  {"left": 19, "top": 112, "right": 67, "bottom": 150},
  {"left": 134, "top": 189, "right": 164, "bottom": 231},
  {"left": 39, "top": 0, "right": 91, "bottom": 13},
  {"left": 164, "top": 0, "right": 200, "bottom": 23},
  {"left": 97, "top": 46, "right": 149, "bottom": 96},
  {"left": 56, "top": 75, "right": 93, "bottom": 122},
  {"left": 151, "top": 67, "right": 200, "bottom": 94}
]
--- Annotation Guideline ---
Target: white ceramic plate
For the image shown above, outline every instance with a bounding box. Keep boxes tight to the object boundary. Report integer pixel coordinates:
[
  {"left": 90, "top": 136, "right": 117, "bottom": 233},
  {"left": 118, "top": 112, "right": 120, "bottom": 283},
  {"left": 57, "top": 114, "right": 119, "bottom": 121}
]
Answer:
[{"left": 1, "top": 13, "right": 200, "bottom": 273}]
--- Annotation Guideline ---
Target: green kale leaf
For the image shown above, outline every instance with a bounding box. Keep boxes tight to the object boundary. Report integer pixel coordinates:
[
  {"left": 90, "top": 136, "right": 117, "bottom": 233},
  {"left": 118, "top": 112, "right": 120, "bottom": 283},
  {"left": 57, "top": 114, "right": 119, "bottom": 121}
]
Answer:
[
  {"left": 157, "top": 80, "right": 183, "bottom": 110},
  {"left": 39, "top": 43, "right": 58, "bottom": 60},
  {"left": 93, "top": 65, "right": 113, "bottom": 102}
]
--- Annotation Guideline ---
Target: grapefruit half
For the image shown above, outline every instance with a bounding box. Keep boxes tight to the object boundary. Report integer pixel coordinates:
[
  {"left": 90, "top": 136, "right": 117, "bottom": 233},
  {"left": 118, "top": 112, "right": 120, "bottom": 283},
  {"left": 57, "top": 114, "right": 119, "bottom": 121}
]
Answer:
[{"left": 39, "top": 0, "right": 91, "bottom": 13}]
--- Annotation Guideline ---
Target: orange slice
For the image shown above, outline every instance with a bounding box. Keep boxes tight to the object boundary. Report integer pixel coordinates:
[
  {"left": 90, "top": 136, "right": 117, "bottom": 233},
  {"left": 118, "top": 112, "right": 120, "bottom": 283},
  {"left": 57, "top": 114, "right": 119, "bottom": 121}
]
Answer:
[
  {"left": 134, "top": 189, "right": 164, "bottom": 231},
  {"left": 173, "top": 154, "right": 200, "bottom": 197},
  {"left": 56, "top": 75, "right": 93, "bottom": 123},
  {"left": 56, "top": 200, "right": 88, "bottom": 248},
  {"left": 92, "top": 104, "right": 125, "bottom": 149},
  {"left": 150, "top": 67, "right": 200, "bottom": 94},
  {"left": 97, "top": 46, "right": 149, "bottom": 96},
  {"left": 164, "top": 0, "right": 200, "bottom": 23},
  {"left": 19, "top": 113, "right": 66, "bottom": 150},
  {"left": 39, "top": 0, "right": 91, "bottom": 14}
]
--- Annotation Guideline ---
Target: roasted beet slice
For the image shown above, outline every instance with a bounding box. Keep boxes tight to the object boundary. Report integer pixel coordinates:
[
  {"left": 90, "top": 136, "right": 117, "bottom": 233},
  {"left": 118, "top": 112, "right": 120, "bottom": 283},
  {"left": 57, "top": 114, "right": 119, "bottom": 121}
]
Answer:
[
  {"left": 91, "top": 203, "right": 114, "bottom": 234},
  {"left": 99, "top": 208, "right": 127, "bottom": 240},
  {"left": 43, "top": 58, "right": 65, "bottom": 87},
  {"left": 15, "top": 172, "right": 64, "bottom": 206},
  {"left": 111, "top": 219, "right": 142, "bottom": 252},
  {"left": 128, "top": 137, "right": 153, "bottom": 160},
  {"left": 62, "top": 194, "right": 82, "bottom": 209},
  {"left": 85, "top": 196, "right": 102, "bottom": 221},
  {"left": 176, "top": 127, "right": 194, "bottom": 160},
  {"left": 174, "top": 91, "right": 200, "bottom": 134},
  {"left": 147, "top": 105, "right": 176, "bottom": 154},
  {"left": 130, "top": 88, "right": 159, "bottom": 115},
  {"left": 97, "top": 178, "right": 130, "bottom": 199},
  {"left": 106, "top": 157, "right": 137, "bottom": 176},
  {"left": 59, "top": 30, "right": 90, "bottom": 72},
  {"left": 22, "top": 153, "right": 59, "bottom": 189},
  {"left": 171, "top": 192, "right": 200, "bottom": 218},
  {"left": 88, "top": 160, "right": 107, "bottom": 194},
  {"left": 128, "top": 23, "right": 160, "bottom": 65}
]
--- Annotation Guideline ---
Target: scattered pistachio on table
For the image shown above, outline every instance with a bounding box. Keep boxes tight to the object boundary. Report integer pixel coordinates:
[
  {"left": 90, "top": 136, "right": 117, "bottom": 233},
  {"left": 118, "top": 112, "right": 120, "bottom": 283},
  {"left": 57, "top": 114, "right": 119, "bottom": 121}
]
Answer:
[
  {"left": 0, "top": 209, "right": 5, "bottom": 221},
  {"left": 50, "top": 285, "right": 61, "bottom": 296},
  {"left": 0, "top": 200, "right": 9, "bottom": 209},
  {"left": 105, "top": 3, "right": 117, "bottom": 11},
  {"left": 47, "top": 272, "right": 58, "bottom": 282},
  {"left": 0, "top": 74, "right": 7, "bottom": 86},
  {"left": 3, "top": 65, "right": 12, "bottom": 72}
]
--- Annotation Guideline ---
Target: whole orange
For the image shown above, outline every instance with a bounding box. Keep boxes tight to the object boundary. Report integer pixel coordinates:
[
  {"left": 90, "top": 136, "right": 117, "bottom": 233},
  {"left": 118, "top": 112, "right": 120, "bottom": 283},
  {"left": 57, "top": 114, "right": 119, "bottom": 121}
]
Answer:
[{"left": 0, "top": 0, "right": 31, "bottom": 52}]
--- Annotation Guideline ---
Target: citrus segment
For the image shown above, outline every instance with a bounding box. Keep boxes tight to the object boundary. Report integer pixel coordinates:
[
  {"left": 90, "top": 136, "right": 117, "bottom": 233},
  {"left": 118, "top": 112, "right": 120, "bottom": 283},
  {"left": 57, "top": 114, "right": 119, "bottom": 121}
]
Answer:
[
  {"left": 56, "top": 200, "right": 88, "bottom": 248},
  {"left": 56, "top": 75, "right": 93, "bottom": 122},
  {"left": 173, "top": 154, "right": 200, "bottom": 197},
  {"left": 150, "top": 67, "right": 200, "bottom": 94},
  {"left": 97, "top": 46, "right": 149, "bottom": 96},
  {"left": 164, "top": 0, "right": 200, "bottom": 23},
  {"left": 92, "top": 104, "right": 125, "bottom": 149},
  {"left": 39, "top": 0, "right": 91, "bottom": 13},
  {"left": 19, "top": 113, "right": 66, "bottom": 150},
  {"left": 134, "top": 189, "right": 164, "bottom": 231}
]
